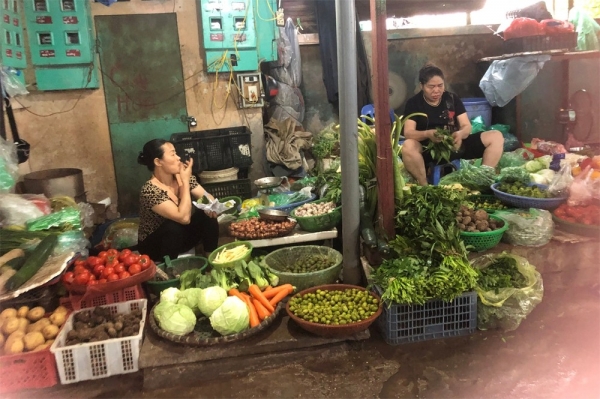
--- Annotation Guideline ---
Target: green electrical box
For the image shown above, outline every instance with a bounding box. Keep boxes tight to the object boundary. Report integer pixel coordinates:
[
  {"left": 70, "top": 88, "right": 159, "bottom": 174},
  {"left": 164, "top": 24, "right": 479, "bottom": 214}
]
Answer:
[
  {"left": 0, "top": 0, "right": 27, "bottom": 85},
  {"left": 24, "top": 0, "right": 98, "bottom": 90},
  {"left": 199, "top": 0, "right": 278, "bottom": 72}
]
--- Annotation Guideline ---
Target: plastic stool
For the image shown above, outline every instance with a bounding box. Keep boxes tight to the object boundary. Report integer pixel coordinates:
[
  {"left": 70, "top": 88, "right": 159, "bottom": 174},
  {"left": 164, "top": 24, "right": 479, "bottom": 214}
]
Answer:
[
  {"left": 428, "top": 159, "right": 461, "bottom": 185},
  {"left": 360, "top": 104, "right": 396, "bottom": 124}
]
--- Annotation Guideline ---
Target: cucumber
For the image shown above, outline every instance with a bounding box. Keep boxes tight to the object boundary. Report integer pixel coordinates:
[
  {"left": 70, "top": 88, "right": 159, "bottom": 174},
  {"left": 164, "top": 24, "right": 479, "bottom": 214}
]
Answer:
[
  {"left": 6, "top": 256, "right": 27, "bottom": 271},
  {"left": 5, "top": 235, "right": 58, "bottom": 292},
  {"left": 376, "top": 236, "right": 391, "bottom": 256},
  {"left": 360, "top": 209, "right": 377, "bottom": 249}
]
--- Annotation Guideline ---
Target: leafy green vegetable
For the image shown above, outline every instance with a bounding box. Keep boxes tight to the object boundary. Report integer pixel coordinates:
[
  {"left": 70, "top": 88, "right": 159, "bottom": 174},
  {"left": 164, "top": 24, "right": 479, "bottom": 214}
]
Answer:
[
  {"left": 424, "top": 127, "right": 456, "bottom": 164},
  {"left": 210, "top": 268, "right": 238, "bottom": 291},
  {"left": 198, "top": 286, "right": 228, "bottom": 317},
  {"left": 154, "top": 302, "right": 196, "bottom": 336},
  {"left": 209, "top": 296, "right": 249, "bottom": 336},
  {"left": 477, "top": 256, "right": 527, "bottom": 294}
]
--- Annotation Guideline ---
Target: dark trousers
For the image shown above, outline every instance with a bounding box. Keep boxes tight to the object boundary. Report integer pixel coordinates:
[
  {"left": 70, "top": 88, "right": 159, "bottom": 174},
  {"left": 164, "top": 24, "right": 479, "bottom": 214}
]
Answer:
[{"left": 138, "top": 210, "right": 219, "bottom": 262}]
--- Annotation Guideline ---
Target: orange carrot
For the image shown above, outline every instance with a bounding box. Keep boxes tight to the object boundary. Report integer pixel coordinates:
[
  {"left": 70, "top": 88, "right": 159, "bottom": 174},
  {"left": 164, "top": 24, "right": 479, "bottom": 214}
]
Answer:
[
  {"left": 252, "top": 298, "right": 271, "bottom": 321},
  {"left": 229, "top": 288, "right": 241, "bottom": 297},
  {"left": 263, "top": 284, "right": 294, "bottom": 300},
  {"left": 244, "top": 296, "right": 260, "bottom": 328},
  {"left": 263, "top": 285, "right": 274, "bottom": 293},
  {"left": 269, "top": 285, "right": 294, "bottom": 306},
  {"left": 249, "top": 284, "right": 275, "bottom": 313}
]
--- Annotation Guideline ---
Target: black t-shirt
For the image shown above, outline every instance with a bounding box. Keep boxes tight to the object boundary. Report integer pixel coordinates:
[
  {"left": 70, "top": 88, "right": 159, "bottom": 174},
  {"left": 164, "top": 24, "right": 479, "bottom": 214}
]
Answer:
[{"left": 403, "top": 91, "right": 466, "bottom": 136}]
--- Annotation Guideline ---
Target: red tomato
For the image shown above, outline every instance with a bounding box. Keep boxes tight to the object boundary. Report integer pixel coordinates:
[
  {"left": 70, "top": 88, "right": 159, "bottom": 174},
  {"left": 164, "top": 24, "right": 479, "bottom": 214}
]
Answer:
[
  {"left": 105, "top": 258, "right": 119, "bottom": 269},
  {"left": 74, "top": 259, "right": 86, "bottom": 268},
  {"left": 98, "top": 278, "right": 108, "bottom": 284},
  {"left": 86, "top": 256, "right": 102, "bottom": 267},
  {"left": 88, "top": 274, "right": 97, "bottom": 281},
  {"left": 107, "top": 273, "right": 120, "bottom": 282},
  {"left": 124, "top": 254, "right": 140, "bottom": 267},
  {"left": 98, "top": 251, "right": 108, "bottom": 260},
  {"left": 74, "top": 271, "right": 91, "bottom": 285},
  {"left": 87, "top": 280, "right": 99, "bottom": 286},
  {"left": 128, "top": 263, "right": 142, "bottom": 275},
  {"left": 119, "top": 271, "right": 131, "bottom": 279},
  {"left": 92, "top": 264, "right": 105, "bottom": 277},
  {"left": 118, "top": 249, "right": 132, "bottom": 262},
  {"left": 139, "top": 255, "right": 151, "bottom": 270},
  {"left": 74, "top": 264, "right": 88, "bottom": 275},
  {"left": 102, "top": 267, "right": 115, "bottom": 278},
  {"left": 107, "top": 249, "right": 119, "bottom": 257},
  {"left": 114, "top": 263, "right": 126, "bottom": 274},
  {"left": 62, "top": 271, "right": 75, "bottom": 285}
]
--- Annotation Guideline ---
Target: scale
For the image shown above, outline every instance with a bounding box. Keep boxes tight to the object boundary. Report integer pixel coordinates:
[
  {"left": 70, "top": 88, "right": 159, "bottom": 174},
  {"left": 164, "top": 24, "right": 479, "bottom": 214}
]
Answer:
[{"left": 254, "top": 176, "right": 286, "bottom": 207}]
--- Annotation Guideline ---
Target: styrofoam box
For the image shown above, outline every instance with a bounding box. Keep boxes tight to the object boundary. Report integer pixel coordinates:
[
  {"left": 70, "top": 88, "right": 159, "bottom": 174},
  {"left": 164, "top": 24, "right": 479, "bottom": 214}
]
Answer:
[{"left": 50, "top": 299, "right": 147, "bottom": 384}]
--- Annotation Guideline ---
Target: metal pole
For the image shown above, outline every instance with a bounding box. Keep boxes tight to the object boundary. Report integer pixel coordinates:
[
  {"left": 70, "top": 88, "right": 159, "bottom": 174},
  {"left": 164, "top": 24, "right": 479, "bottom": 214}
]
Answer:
[{"left": 336, "top": 0, "right": 361, "bottom": 285}]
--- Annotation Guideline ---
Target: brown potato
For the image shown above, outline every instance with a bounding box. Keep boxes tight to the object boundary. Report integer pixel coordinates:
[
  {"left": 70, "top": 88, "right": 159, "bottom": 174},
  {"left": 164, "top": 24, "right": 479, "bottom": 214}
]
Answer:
[
  {"left": 0, "top": 308, "right": 17, "bottom": 321},
  {"left": 23, "top": 332, "right": 45, "bottom": 351},
  {"left": 1, "top": 317, "right": 19, "bottom": 335},
  {"left": 17, "top": 306, "right": 29, "bottom": 318},
  {"left": 49, "top": 312, "right": 66, "bottom": 327},
  {"left": 41, "top": 324, "right": 59, "bottom": 340},
  {"left": 26, "top": 307, "right": 45, "bottom": 322},
  {"left": 27, "top": 318, "right": 51, "bottom": 333}
]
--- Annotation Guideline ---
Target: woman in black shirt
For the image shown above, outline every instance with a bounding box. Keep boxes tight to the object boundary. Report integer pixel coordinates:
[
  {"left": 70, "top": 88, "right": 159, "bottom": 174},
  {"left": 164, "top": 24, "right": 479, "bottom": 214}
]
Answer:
[{"left": 402, "top": 65, "right": 504, "bottom": 185}]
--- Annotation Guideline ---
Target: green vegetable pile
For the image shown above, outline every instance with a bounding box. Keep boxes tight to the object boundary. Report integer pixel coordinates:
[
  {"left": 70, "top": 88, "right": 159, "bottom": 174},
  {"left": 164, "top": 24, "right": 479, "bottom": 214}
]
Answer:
[
  {"left": 280, "top": 255, "right": 334, "bottom": 274},
  {"left": 425, "top": 127, "right": 456, "bottom": 164},
  {"left": 469, "top": 196, "right": 507, "bottom": 211},
  {"left": 497, "top": 182, "right": 551, "bottom": 198},
  {"left": 477, "top": 256, "right": 527, "bottom": 294},
  {"left": 288, "top": 288, "right": 379, "bottom": 325},
  {"left": 372, "top": 186, "right": 478, "bottom": 305}
]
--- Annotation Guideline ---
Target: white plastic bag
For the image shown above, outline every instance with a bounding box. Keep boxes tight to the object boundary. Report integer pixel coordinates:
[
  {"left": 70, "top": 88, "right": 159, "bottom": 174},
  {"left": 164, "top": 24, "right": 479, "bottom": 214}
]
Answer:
[
  {"left": 193, "top": 196, "right": 236, "bottom": 215},
  {"left": 0, "top": 194, "right": 45, "bottom": 226}
]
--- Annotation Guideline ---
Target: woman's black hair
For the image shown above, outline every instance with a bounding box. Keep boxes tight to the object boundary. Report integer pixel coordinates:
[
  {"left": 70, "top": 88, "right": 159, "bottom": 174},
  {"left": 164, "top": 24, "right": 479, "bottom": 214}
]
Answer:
[
  {"left": 137, "top": 139, "right": 169, "bottom": 172},
  {"left": 418, "top": 64, "right": 444, "bottom": 85}
]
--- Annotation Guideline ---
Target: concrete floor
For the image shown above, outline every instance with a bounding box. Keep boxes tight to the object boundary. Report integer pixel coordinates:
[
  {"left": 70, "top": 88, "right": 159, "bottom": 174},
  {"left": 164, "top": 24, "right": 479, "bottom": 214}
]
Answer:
[{"left": 5, "top": 240, "right": 600, "bottom": 399}]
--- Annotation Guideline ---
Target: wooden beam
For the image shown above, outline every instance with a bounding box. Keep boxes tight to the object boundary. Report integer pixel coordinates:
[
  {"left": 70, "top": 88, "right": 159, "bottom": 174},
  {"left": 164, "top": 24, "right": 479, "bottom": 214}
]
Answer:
[{"left": 370, "top": 0, "right": 395, "bottom": 239}]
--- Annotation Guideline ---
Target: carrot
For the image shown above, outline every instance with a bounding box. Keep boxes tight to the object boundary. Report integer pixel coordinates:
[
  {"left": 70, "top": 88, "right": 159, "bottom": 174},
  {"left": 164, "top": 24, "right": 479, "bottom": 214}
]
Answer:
[
  {"left": 249, "top": 284, "right": 275, "bottom": 313},
  {"left": 253, "top": 298, "right": 271, "bottom": 321},
  {"left": 244, "top": 296, "right": 260, "bottom": 328},
  {"left": 263, "top": 285, "right": 274, "bottom": 293},
  {"left": 269, "top": 285, "right": 294, "bottom": 307},
  {"left": 263, "top": 284, "right": 294, "bottom": 300},
  {"left": 229, "top": 288, "right": 241, "bottom": 297}
]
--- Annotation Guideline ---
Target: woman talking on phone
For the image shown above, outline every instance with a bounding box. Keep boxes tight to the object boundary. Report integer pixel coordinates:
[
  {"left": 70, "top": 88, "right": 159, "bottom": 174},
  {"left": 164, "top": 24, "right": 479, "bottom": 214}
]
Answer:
[{"left": 136, "top": 139, "right": 219, "bottom": 262}]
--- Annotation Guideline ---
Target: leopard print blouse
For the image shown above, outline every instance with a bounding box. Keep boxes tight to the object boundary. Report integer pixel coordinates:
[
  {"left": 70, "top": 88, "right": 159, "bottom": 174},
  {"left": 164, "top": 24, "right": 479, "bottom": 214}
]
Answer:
[{"left": 138, "top": 175, "right": 199, "bottom": 242}]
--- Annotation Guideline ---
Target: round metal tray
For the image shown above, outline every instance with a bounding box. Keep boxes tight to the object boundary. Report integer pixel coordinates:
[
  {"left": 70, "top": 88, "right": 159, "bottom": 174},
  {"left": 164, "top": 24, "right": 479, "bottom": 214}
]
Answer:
[
  {"left": 254, "top": 177, "right": 283, "bottom": 190},
  {"left": 258, "top": 209, "right": 289, "bottom": 222}
]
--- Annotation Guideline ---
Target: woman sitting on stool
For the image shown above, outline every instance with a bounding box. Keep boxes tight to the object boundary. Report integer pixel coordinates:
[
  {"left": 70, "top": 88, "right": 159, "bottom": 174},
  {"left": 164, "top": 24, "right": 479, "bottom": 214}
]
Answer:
[
  {"left": 137, "top": 139, "right": 219, "bottom": 262},
  {"left": 402, "top": 64, "right": 504, "bottom": 185}
]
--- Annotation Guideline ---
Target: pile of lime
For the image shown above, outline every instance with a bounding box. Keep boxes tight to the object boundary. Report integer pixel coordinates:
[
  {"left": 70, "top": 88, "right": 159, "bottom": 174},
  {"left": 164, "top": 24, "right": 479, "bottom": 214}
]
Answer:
[
  {"left": 282, "top": 255, "right": 334, "bottom": 273},
  {"left": 497, "top": 182, "right": 552, "bottom": 198},
  {"left": 288, "top": 288, "right": 379, "bottom": 325},
  {"left": 471, "top": 197, "right": 507, "bottom": 211}
]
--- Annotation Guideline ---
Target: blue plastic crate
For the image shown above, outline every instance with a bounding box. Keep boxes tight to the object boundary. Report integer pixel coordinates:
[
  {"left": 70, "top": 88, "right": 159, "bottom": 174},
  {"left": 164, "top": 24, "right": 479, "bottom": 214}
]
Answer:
[{"left": 374, "top": 287, "right": 477, "bottom": 345}]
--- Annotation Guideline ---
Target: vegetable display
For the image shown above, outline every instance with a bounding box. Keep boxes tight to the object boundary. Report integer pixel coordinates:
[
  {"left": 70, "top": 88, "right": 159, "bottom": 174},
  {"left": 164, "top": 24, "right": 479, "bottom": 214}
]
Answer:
[
  {"left": 228, "top": 218, "right": 296, "bottom": 239},
  {"left": 65, "top": 306, "right": 142, "bottom": 344},
  {"left": 280, "top": 255, "right": 335, "bottom": 274},
  {"left": 456, "top": 206, "right": 504, "bottom": 232},
  {"left": 553, "top": 203, "right": 600, "bottom": 225},
  {"left": 476, "top": 256, "right": 527, "bottom": 294},
  {"left": 212, "top": 244, "right": 250, "bottom": 264},
  {"left": 293, "top": 201, "right": 336, "bottom": 217},
  {"left": 0, "top": 305, "right": 68, "bottom": 355},
  {"left": 496, "top": 182, "right": 552, "bottom": 198},
  {"left": 288, "top": 288, "right": 379, "bottom": 325},
  {"left": 469, "top": 197, "right": 507, "bottom": 211}
]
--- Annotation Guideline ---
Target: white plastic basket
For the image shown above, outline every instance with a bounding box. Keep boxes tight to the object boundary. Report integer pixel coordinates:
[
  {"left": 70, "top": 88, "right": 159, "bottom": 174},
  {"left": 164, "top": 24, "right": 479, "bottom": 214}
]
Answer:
[
  {"left": 50, "top": 299, "right": 147, "bottom": 384},
  {"left": 198, "top": 167, "right": 239, "bottom": 184}
]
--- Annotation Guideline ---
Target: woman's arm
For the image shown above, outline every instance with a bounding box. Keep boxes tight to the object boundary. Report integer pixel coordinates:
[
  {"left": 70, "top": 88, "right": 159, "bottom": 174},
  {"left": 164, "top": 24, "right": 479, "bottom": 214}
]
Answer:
[
  {"left": 151, "top": 178, "right": 192, "bottom": 224},
  {"left": 451, "top": 113, "right": 473, "bottom": 149},
  {"left": 191, "top": 183, "right": 214, "bottom": 202},
  {"left": 403, "top": 119, "right": 439, "bottom": 142}
]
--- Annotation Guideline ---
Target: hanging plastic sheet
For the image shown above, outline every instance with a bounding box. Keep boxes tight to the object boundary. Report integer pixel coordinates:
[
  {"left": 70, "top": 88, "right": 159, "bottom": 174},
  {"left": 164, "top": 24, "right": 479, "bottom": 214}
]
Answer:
[{"left": 480, "top": 55, "right": 551, "bottom": 107}]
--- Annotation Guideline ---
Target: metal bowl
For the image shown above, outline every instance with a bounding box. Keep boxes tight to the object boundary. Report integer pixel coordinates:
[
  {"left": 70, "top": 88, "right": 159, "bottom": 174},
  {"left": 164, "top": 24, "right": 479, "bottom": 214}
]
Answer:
[
  {"left": 255, "top": 176, "right": 283, "bottom": 189},
  {"left": 258, "top": 209, "right": 289, "bottom": 222}
]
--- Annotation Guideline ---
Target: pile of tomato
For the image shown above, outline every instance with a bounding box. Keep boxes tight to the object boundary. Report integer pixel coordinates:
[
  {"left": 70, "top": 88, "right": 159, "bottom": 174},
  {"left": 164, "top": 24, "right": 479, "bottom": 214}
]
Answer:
[
  {"left": 553, "top": 203, "right": 600, "bottom": 226},
  {"left": 62, "top": 249, "right": 152, "bottom": 286}
]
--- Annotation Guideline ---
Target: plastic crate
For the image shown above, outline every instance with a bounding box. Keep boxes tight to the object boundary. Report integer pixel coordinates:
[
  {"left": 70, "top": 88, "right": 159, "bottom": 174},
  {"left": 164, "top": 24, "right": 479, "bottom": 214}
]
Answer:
[
  {"left": 0, "top": 348, "right": 59, "bottom": 393},
  {"left": 60, "top": 284, "right": 146, "bottom": 311},
  {"left": 203, "top": 178, "right": 252, "bottom": 200},
  {"left": 50, "top": 299, "right": 147, "bottom": 384},
  {"left": 171, "top": 126, "right": 252, "bottom": 173},
  {"left": 375, "top": 287, "right": 477, "bottom": 345},
  {"left": 504, "top": 32, "right": 577, "bottom": 53}
]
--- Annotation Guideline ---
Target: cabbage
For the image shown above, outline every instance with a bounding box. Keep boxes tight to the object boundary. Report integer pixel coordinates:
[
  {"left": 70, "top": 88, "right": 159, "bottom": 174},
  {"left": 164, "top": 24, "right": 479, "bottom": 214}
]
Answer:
[
  {"left": 178, "top": 288, "right": 203, "bottom": 315},
  {"left": 209, "top": 296, "right": 249, "bottom": 336},
  {"left": 154, "top": 302, "right": 196, "bottom": 336},
  {"left": 198, "top": 286, "right": 227, "bottom": 317},
  {"left": 524, "top": 160, "right": 545, "bottom": 173},
  {"left": 530, "top": 169, "right": 556, "bottom": 185},
  {"left": 160, "top": 287, "right": 181, "bottom": 303}
]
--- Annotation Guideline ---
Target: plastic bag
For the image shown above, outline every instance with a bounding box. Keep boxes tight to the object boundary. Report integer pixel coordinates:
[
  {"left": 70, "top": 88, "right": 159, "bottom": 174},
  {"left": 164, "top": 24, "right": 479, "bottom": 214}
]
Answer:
[
  {"left": 56, "top": 230, "right": 90, "bottom": 257},
  {"left": 22, "top": 194, "right": 52, "bottom": 215},
  {"left": 567, "top": 166, "right": 594, "bottom": 206},
  {"left": 26, "top": 207, "right": 82, "bottom": 231},
  {"left": 495, "top": 208, "right": 553, "bottom": 247},
  {"left": 530, "top": 138, "right": 567, "bottom": 155},
  {"left": 77, "top": 202, "right": 95, "bottom": 229},
  {"left": 472, "top": 252, "right": 543, "bottom": 331},
  {"left": 547, "top": 163, "right": 573, "bottom": 197},
  {"left": 98, "top": 218, "right": 139, "bottom": 250},
  {"left": 438, "top": 159, "right": 496, "bottom": 191},
  {"left": 499, "top": 18, "right": 545, "bottom": 40},
  {"left": 503, "top": 133, "right": 520, "bottom": 152},
  {"left": 498, "top": 148, "right": 534, "bottom": 169},
  {"left": 470, "top": 116, "right": 487, "bottom": 134},
  {"left": 193, "top": 196, "right": 237, "bottom": 216},
  {"left": 0, "top": 137, "right": 18, "bottom": 193},
  {"left": 291, "top": 177, "right": 317, "bottom": 191},
  {"left": 237, "top": 205, "right": 263, "bottom": 220},
  {"left": 0, "top": 194, "right": 45, "bottom": 226},
  {"left": 496, "top": 167, "right": 531, "bottom": 184},
  {"left": 0, "top": 66, "right": 29, "bottom": 97}
]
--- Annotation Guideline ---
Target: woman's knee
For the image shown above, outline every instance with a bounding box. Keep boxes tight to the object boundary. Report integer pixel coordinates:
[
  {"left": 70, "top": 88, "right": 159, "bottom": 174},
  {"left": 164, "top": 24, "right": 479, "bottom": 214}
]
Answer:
[
  {"left": 402, "top": 139, "right": 422, "bottom": 155},
  {"left": 481, "top": 130, "right": 504, "bottom": 147}
]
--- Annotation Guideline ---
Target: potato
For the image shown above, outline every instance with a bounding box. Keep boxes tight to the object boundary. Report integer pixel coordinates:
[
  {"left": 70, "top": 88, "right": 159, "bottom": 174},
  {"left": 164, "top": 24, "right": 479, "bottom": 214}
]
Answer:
[
  {"left": 0, "top": 333, "right": 4, "bottom": 348},
  {"left": 16, "top": 306, "right": 29, "bottom": 318},
  {"left": 4, "top": 331, "right": 25, "bottom": 354},
  {"left": 27, "top": 307, "right": 45, "bottom": 322},
  {"left": 0, "top": 308, "right": 17, "bottom": 321},
  {"left": 53, "top": 306, "right": 69, "bottom": 315},
  {"left": 49, "top": 312, "right": 66, "bottom": 327},
  {"left": 1, "top": 317, "right": 19, "bottom": 335},
  {"left": 41, "top": 324, "right": 59, "bottom": 340},
  {"left": 32, "top": 341, "right": 52, "bottom": 352},
  {"left": 23, "top": 331, "right": 45, "bottom": 351},
  {"left": 27, "top": 318, "right": 51, "bottom": 333},
  {"left": 17, "top": 317, "right": 29, "bottom": 333}
]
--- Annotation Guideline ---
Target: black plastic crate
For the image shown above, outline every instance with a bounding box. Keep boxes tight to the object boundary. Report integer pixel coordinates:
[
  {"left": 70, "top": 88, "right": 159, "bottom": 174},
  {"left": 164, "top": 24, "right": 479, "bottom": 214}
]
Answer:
[
  {"left": 504, "top": 32, "right": 577, "bottom": 53},
  {"left": 202, "top": 178, "right": 252, "bottom": 200},
  {"left": 374, "top": 286, "right": 477, "bottom": 345},
  {"left": 171, "top": 127, "right": 252, "bottom": 174}
]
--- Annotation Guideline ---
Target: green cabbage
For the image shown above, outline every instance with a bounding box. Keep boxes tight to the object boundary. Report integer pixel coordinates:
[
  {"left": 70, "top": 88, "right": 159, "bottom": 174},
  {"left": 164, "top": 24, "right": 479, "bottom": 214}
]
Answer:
[
  {"left": 154, "top": 302, "right": 196, "bottom": 336},
  {"left": 198, "top": 286, "right": 227, "bottom": 317},
  {"left": 178, "top": 288, "right": 203, "bottom": 315},
  {"left": 209, "top": 296, "right": 249, "bottom": 336},
  {"left": 160, "top": 287, "right": 181, "bottom": 303},
  {"left": 524, "top": 160, "right": 545, "bottom": 173}
]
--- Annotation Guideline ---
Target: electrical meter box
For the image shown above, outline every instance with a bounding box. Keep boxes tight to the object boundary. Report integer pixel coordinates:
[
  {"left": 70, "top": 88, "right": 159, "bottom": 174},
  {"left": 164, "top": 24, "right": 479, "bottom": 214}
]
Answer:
[
  {"left": 199, "top": 0, "right": 278, "bottom": 72},
  {"left": 1, "top": 0, "right": 27, "bottom": 84},
  {"left": 24, "top": 0, "right": 98, "bottom": 90}
]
